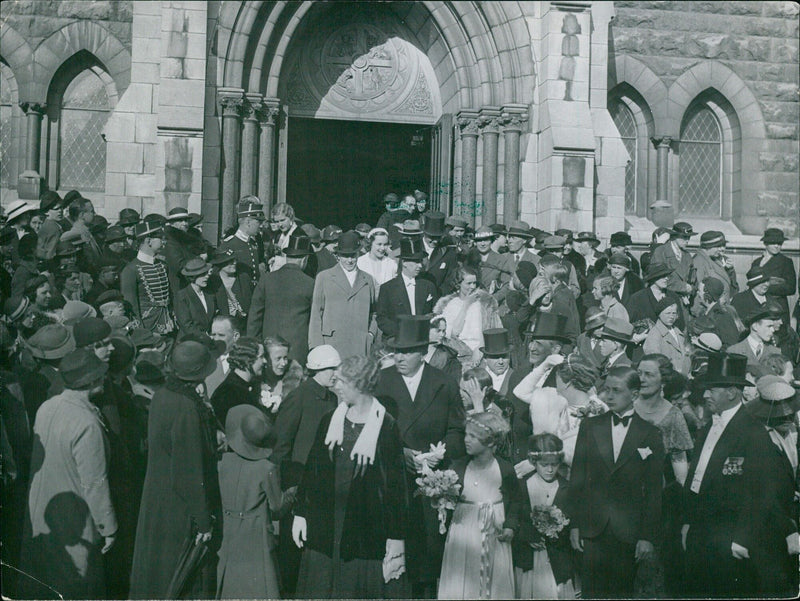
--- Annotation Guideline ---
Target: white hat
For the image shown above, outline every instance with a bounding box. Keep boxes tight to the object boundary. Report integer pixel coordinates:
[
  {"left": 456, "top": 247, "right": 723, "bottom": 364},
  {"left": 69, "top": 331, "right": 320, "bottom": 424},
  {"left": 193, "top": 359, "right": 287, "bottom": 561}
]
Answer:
[
  {"left": 306, "top": 345, "right": 341, "bottom": 370},
  {"left": 691, "top": 332, "right": 722, "bottom": 353},
  {"left": 5, "top": 200, "right": 37, "bottom": 223}
]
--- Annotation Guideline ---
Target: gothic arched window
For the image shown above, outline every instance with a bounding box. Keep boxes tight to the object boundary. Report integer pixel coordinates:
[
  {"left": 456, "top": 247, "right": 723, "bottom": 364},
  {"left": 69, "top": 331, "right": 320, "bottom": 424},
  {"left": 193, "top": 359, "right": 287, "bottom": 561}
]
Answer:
[
  {"left": 0, "top": 65, "right": 18, "bottom": 189},
  {"left": 678, "top": 106, "right": 723, "bottom": 217},
  {"left": 610, "top": 101, "right": 638, "bottom": 214}
]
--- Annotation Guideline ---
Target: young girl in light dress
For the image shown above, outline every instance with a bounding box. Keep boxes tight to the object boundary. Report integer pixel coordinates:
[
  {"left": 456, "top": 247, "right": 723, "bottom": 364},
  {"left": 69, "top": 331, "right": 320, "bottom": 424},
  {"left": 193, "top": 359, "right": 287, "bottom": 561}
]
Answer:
[
  {"left": 437, "top": 412, "right": 522, "bottom": 600},
  {"left": 513, "top": 433, "right": 575, "bottom": 600}
]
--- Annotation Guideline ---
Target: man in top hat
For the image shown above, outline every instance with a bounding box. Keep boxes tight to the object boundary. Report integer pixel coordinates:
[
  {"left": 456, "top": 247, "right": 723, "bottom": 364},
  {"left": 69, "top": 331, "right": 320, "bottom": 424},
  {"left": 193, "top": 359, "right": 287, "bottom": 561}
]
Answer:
[
  {"left": 628, "top": 262, "right": 687, "bottom": 332},
  {"left": 726, "top": 304, "right": 782, "bottom": 372},
  {"left": 750, "top": 228, "right": 796, "bottom": 328},
  {"left": 36, "top": 191, "right": 66, "bottom": 263},
  {"left": 174, "top": 258, "right": 218, "bottom": 338},
  {"left": 419, "top": 211, "right": 459, "bottom": 295},
  {"left": 309, "top": 231, "right": 377, "bottom": 359},
  {"left": 650, "top": 222, "right": 697, "bottom": 288},
  {"left": 598, "top": 317, "right": 634, "bottom": 369},
  {"left": 698, "top": 276, "right": 746, "bottom": 347},
  {"left": 480, "top": 327, "right": 516, "bottom": 396},
  {"left": 607, "top": 253, "right": 644, "bottom": 311},
  {"left": 162, "top": 207, "right": 197, "bottom": 292},
  {"left": 120, "top": 219, "right": 175, "bottom": 335},
  {"left": 607, "top": 231, "right": 641, "bottom": 277},
  {"left": 693, "top": 231, "right": 738, "bottom": 301},
  {"left": 506, "top": 220, "right": 539, "bottom": 267},
  {"left": 473, "top": 225, "right": 515, "bottom": 293},
  {"left": 219, "top": 198, "right": 267, "bottom": 307},
  {"left": 682, "top": 352, "right": 778, "bottom": 598},
  {"left": 746, "top": 375, "right": 800, "bottom": 597},
  {"left": 248, "top": 236, "right": 315, "bottom": 365},
  {"left": 376, "top": 236, "right": 438, "bottom": 339},
  {"left": 374, "top": 315, "right": 465, "bottom": 598}
]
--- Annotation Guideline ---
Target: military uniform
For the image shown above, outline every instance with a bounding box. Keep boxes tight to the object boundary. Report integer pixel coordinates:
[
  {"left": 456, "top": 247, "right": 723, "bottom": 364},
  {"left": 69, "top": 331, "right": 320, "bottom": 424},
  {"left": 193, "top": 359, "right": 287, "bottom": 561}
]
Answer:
[{"left": 218, "top": 202, "right": 265, "bottom": 311}]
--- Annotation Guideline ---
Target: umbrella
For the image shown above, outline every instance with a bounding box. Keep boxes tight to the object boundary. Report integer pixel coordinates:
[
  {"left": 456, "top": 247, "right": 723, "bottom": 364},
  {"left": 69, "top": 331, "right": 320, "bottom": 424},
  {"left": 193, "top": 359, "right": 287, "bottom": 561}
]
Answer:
[{"left": 166, "top": 534, "right": 209, "bottom": 599}]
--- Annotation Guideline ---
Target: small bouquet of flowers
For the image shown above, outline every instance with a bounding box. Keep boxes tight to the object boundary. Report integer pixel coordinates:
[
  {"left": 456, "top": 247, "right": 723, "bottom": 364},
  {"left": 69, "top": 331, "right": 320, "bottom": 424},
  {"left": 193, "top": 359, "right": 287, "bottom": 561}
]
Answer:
[
  {"left": 530, "top": 505, "right": 570, "bottom": 548},
  {"left": 570, "top": 398, "right": 607, "bottom": 420},
  {"left": 415, "top": 468, "right": 462, "bottom": 534}
]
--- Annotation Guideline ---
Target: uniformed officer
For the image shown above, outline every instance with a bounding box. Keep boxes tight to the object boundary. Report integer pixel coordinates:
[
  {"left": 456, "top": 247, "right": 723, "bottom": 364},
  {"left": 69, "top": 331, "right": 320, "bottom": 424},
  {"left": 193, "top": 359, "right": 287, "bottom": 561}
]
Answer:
[{"left": 218, "top": 199, "right": 266, "bottom": 315}]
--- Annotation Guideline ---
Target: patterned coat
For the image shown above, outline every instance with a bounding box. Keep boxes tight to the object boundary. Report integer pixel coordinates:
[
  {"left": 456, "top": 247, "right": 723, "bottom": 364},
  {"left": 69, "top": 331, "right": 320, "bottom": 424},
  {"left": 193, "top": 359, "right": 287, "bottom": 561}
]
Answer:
[{"left": 120, "top": 256, "right": 174, "bottom": 334}]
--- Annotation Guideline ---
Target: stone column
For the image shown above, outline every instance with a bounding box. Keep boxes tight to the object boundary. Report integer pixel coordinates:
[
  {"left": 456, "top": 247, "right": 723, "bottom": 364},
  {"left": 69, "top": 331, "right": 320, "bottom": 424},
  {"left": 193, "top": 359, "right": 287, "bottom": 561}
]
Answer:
[
  {"left": 219, "top": 89, "right": 244, "bottom": 234},
  {"left": 240, "top": 93, "right": 262, "bottom": 198},
  {"left": 22, "top": 103, "right": 45, "bottom": 174},
  {"left": 654, "top": 136, "right": 672, "bottom": 202},
  {"left": 457, "top": 110, "right": 479, "bottom": 227},
  {"left": 478, "top": 107, "right": 501, "bottom": 226},
  {"left": 501, "top": 108, "right": 528, "bottom": 223},
  {"left": 258, "top": 99, "right": 281, "bottom": 215}
]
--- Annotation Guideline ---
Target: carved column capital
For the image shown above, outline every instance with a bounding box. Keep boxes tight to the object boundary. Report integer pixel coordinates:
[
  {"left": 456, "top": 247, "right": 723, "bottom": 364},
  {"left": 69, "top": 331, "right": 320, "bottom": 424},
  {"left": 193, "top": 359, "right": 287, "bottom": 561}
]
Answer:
[
  {"left": 499, "top": 112, "right": 528, "bottom": 132},
  {"left": 219, "top": 89, "right": 245, "bottom": 118},
  {"left": 457, "top": 110, "right": 480, "bottom": 137},
  {"left": 652, "top": 136, "right": 673, "bottom": 149},
  {"left": 257, "top": 102, "right": 281, "bottom": 127},
  {"left": 243, "top": 93, "right": 263, "bottom": 122},
  {"left": 478, "top": 107, "right": 502, "bottom": 134},
  {"left": 20, "top": 102, "right": 46, "bottom": 115}
]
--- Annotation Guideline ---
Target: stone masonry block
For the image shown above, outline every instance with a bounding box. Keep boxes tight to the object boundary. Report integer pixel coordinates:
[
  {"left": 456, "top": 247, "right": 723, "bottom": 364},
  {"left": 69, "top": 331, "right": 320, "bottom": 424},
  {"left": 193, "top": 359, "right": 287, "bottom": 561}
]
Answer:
[
  {"left": 105, "top": 172, "right": 125, "bottom": 196},
  {"left": 103, "top": 111, "right": 136, "bottom": 143},
  {"left": 132, "top": 35, "right": 162, "bottom": 62},
  {"left": 183, "top": 58, "right": 206, "bottom": 80},
  {"left": 133, "top": 15, "right": 162, "bottom": 39},
  {"left": 159, "top": 79, "right": 204, "bottom": 107},
  {"left": 135, "top": 114, "right": 157, "bottom": 143},
  {"left": 134, "top": 1, "right": 161, "bottom": 16},
  {"left": 125, "top": 174, "right": 157, "bottom": 197},
  {"left": 107, "top": 142, "right": 144, "bottom": 173},
  {"left": 131, "top": 61, "right": 159, "bottom": 84},
  {"left": 186, "top": 32, "right": 207, "bottom": 60}
]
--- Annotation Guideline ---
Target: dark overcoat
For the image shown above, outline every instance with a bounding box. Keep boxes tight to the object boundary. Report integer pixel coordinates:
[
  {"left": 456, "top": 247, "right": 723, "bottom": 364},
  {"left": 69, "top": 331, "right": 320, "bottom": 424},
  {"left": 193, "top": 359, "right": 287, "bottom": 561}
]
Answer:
[
  {"left": 174, "top": 285, "right": 218, "bottom": 337},
  {"left": 750, "top": 252, "right": 797, "bottom": 325},
  {"left": 376, "top": 274, "right": 438, "bottom": 338}
]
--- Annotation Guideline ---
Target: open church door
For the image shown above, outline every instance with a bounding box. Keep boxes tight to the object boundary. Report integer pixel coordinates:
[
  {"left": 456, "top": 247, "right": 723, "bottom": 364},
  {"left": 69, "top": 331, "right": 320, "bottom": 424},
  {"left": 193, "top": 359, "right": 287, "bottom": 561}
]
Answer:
[{"left": 429, "top": 113, "right": 454, "bottom": 215}]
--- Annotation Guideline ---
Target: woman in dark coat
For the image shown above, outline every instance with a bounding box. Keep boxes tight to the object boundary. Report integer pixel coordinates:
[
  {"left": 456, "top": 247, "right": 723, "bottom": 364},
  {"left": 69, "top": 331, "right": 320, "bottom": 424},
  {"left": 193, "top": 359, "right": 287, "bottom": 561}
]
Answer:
[
  {"left": 292, "top": 355, "right": 409, "bottom": 599},
  {"left": 129, "top": 341, "right": 222, "bottom": 599}
]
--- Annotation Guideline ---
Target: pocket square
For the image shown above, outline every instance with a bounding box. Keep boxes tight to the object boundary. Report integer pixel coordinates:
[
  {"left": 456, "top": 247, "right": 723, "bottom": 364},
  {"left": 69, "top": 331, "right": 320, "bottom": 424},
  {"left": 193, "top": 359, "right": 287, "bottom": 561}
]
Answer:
[
  {"left": 637, "top": 447, "right": 653, "bottom": 460},
  {"left": 426, "top": 294, "right": 433, "bottom": 302},
  {"left": 440, "top": 262, "right": 446, "bottom": 269}
]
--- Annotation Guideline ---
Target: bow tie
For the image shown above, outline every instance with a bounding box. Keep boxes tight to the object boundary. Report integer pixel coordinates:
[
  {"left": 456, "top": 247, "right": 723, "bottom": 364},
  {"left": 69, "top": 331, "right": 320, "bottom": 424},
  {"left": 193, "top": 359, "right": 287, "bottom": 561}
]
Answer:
[{"left": 612, "top": 413, "right": 632, "bottom": 427}]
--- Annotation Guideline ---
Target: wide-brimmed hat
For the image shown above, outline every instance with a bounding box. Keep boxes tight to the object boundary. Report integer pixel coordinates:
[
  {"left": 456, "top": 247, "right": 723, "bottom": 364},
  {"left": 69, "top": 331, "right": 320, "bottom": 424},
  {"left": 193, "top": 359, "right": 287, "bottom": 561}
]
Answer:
[
  {"left": 395, "top": 219, "right": 423, "bottom": 236},
  {"left": 62, "top": 300, "right": 97, "bottom": 326},
  {"left": 134, "top": 220, "right": 164, "bottom": 239},
  {"left": 226, "top": 405, "right": 273, "bottom": 461},
  {"left": 583, "top": 307, "right": 607, "bottom": 332},
  {"left": 574, "top": 231, "right": 600, "bottom": 245},
  {"left": 746, "top": 268, "right": 769, "bottom": 288},
  {"left": 600, "top": 317, "right": 633, "bottom": 344},
  {"left": 608, "top": 253, "right": 631, "bottom": 270},
  {"left": 748, "top": 375, "right": 800, "bottom": 419},
  {"left": 117, "top": 208, "right": 140, "bottom": 227},
  {"left": 390, "top": 315, "right": 431, "bottom": 350},
  {"left": 181, "top": 258, "right": 210, "bottom": 278},
  {"left": 321, "top": 225, "right": 343, "bottom": 243},
  {"left": 300, "top": 223, "right": 321, "bottom": 243},
  {"left": 704, "top": 352, "right": 749, "bottom": 388},
  {"left": 422, "top": 211, "right": 447, "bottom": 237},
  {"left": 527, "top": 313, "right": 571, "bottom": 344},
  {"left": 104, "top": 225, "right": 127, "bottom": 244},
  {"left": 306, "top": 345, "right": 341, "bottom": 370},
  {"left": 744, "top": 303, "right": 782, "bottom": 327},
  {"left": 335, "top": 231, "right": 361, "bottom": 255},
  {"left": 73, "top": 317, "right": 112, "bottom": 348},
  {"left": 761, "top": 228, "right": 787, "bottom": 245},
  {"left": 670, "top": 222, "right": 696, "bottom": 239},
  {"left": 167, "top": 207, "right": 190, "bottom": 222},
  {"left": 692, "top": 332, "right": 723, "bottom": 353},
  {"left": 481, "top": 328, "right": 511, "bottom": 356},
  {"left": 506, "top": 220, "right": 533, "bottom": 239},
  {"left": 543, "top": 235, "right": 567, "bottom": 250},
  {"left": 60, "top": 348, "right": 108, "bottom": 389},
  {"left": 700, "top": 231, "right": 726, "bottom": 249},
  {"left": 610, "top": 231, "right": 632, "bottom": 247},
  {"left": 645, "top": 262, "right": 673, "bottom": 283},
  {"left": 169, "top": 340, "right": 217, "bottom": 382},
  {"left": 399, "top": 236, "right": 426, "bottom": 261},
  {"left": 209, "top": 248, "right": 236, "bottom": 267},
  {"left": 446, "top": 216, "right": 468, "bottom": 229},
  {"left": 40, "top": 191, "right": 64, "bottom": 212},
  {"left": 473, "top": 226, "right": 495, "bottom": 241},
  {"left": 5, "top": 200, "right": 37, "bottom": 223},
  {"left": 237, "top": 200, "right": 265, "bottom": 220},
  {"left": 26, "top": 324, "right": 76, "bottom": 360},
  {"left": 284, "top": 235, "right": 313, "bottom": 257}
]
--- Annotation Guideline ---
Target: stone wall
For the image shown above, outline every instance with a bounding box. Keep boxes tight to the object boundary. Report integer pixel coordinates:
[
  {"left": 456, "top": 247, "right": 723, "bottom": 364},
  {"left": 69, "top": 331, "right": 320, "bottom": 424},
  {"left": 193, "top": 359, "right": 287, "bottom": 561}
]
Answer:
[{"left": 611, "top": 1, "right": 799, "bottom": 237}]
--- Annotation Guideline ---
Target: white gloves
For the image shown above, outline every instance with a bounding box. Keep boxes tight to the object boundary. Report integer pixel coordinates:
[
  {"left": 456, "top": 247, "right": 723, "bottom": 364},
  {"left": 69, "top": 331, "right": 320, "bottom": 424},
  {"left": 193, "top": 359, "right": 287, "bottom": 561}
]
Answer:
[
  {"left": 382, "top": 539, "right": 405, "bottom": 583},
  {"left": 292, "top": 515, "right": 307, "bottom": 549}
]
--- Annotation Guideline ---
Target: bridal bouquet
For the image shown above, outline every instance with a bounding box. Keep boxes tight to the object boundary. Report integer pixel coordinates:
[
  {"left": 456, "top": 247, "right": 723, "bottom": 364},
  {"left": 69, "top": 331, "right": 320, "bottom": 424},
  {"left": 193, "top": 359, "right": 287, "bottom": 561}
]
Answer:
[
  {"left": 415, "top": 468, "right": 461, "bottom": 534},
  {"left": 531, "top": 504, "right": 570, "bottom": 542}
]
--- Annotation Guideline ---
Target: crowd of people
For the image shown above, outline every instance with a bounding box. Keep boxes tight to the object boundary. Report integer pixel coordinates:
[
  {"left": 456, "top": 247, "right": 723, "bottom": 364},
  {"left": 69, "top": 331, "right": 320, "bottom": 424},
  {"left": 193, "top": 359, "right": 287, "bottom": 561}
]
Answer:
[{"left": 1, "top": 188, "right": 799, "bottom": 600}]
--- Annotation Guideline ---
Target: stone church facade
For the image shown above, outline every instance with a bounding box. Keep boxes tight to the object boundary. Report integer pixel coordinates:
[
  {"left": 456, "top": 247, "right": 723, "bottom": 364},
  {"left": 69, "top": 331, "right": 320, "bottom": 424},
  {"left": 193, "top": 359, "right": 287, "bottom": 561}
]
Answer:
[{"left": 1, "top": 1, "right": 797, "bottom": 253}]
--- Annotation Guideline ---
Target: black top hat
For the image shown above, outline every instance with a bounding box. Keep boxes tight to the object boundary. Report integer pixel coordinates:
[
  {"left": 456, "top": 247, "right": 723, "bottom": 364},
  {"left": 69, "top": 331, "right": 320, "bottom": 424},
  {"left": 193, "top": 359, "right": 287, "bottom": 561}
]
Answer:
[
  {"left": 40, "top": 190, "right": 64, "bottom": 212},
  {"left": 645, "top": 262, "right": 673, "bottom": 283},
  {"left": 527, "top": 313, "right": 571, "bottom": 344},
  {"left": 423, "top": 211, "right": 447, "bottom": 237},
  {"left": 400, "top": 236, "right": 426, "bottom": 261},
  {"left": 284, "top": 235, "right": 312, "bottom": 257},
  {"left": 761, "top": 228, "right": 787, "bottom": 244},
  {"left": 118, "top": 208, "right": 140, "bottom": 227},
  {"left": 390, "top": 315, "right": 431, "bottom": 351},
  {"left": 670, "top": 222, "right": 696, "bottom": 238},
  {"left": 610, "top": 231, "right": 632, "bottom": 247},
  {"left": 481, "top": 328, "right": 511, "bottom": 356},
  {"left": 335, "top": 231, "right": 361, "bottom": 255},
  {"left": 704, "top": 352, "right": 749, "bottom": 388}
]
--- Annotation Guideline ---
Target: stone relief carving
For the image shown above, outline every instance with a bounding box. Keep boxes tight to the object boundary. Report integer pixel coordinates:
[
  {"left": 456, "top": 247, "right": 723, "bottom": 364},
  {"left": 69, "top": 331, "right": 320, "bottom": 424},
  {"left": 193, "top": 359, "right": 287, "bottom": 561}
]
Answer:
[{"left": 396, "top": 71, "right": 434, "bottom": 116}]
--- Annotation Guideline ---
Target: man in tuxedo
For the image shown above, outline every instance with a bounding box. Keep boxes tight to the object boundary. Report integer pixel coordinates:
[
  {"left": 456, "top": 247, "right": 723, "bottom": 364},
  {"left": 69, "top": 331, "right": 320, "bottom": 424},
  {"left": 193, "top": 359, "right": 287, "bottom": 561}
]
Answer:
[
  {"left": 374, "top": 316, "right": 465, "bottom": 598},
  {"left": 568, "top": 366, "right": 665, "bottom": 599},
  {"left": 682, "top": 352, "right": 777, "bottom": 598},
  {"left": 376, "top": 237, "right": 438, "bottom": 339}
]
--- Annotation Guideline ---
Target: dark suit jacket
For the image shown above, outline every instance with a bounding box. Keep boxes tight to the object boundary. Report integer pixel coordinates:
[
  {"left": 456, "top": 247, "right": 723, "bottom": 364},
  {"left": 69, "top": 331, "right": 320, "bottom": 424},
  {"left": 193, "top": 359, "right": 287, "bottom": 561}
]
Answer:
[
  {"left": 618, "top": 271, "right": 645, "bottom": 310},
  {"left": 567, "top": 412, "right": 665, "bottom": 544},
  {"left": 376, "top": 275, "right": 438, "bottom": 338},
  {"left": 174, "top": 285, "right": 217, "bottom": 337},
  {"left": 731, "top": 289, "right": 766, "bottom": 326},
  {"left": 628, "top": 287, "right": 686, "bottom": 331},
  {"left": 423, "top": 245, "right": 460, "bottom": 295},
  {"left": 705, "top": 303, "right": 745, "bottom": 347},
  {"left": 549, "top": 282, "right": 580, "bottom": 342},
  {"left": 208, "top": 274, "right": 251, "bottom": 320},
  {"left": 375, "top": 363, "right": 465, "bottom": 461},
  {"left": 750, "top": 253, "right": 797, "bottom": 324},
  {"left": 247, "top": 263, "right": 314, "bottom": 363},
  {"left": 209, "top": 370, "right": 261, "bottom": 426}
]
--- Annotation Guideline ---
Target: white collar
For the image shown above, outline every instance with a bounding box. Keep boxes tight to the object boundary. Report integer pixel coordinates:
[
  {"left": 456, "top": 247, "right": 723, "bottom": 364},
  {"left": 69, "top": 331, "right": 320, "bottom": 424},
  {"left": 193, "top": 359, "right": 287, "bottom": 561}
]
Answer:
[
  {"left": 401, "top": 273, "right": 416, "bottom": 286},
  {"left": 752, "top": 290, "right": 767, "bottom": 303},
  {"left": 235, "top": 229, "right": 250, "bottom": 242},
  {"left": 713, "top": 403, "right": 741, "bottom": 427},
  {"left": 747, "top": 334, "right": 765, "bottom": 351},
  {"left": 136, "top": 250, "right": 155, "bottom": 264}
]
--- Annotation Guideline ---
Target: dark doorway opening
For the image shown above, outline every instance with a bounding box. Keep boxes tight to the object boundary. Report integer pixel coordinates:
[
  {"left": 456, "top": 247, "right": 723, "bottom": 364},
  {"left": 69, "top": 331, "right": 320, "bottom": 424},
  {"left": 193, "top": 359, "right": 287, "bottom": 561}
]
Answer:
[{"left": 287, "top": 117, "right": 431, "bottom": 229}]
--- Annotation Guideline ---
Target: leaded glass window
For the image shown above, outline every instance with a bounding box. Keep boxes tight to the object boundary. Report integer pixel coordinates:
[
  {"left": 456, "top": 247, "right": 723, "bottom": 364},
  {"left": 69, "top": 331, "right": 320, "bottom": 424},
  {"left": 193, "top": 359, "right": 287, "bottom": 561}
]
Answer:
[
  {"left": 679, "top": 107, "right": 722, "bottom": 217},
  {"left": 60, "top": 69, "right": 109, "bottom": 191},
  {"left": 0, "top": 69, "right": 14, "bottom": 189},
  {"left": 611, "top": 101, "right": 637, "bottom": 214}
]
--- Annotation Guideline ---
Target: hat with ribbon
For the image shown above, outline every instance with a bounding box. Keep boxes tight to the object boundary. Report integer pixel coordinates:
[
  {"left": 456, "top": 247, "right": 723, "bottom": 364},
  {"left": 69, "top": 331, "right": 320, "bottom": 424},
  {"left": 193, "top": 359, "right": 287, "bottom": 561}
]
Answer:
[
  {"left": 62, "top": 300, "right": 97, "bottom": 326},
  {"left": 4, "top": 200, "right": 37, "bottom": 224},
  {"left": 583, "top": 306, "right": 607, "bottom": 332},
  {"left": 26, "top": 324, "right": 76, "bottom": 360},
  {"left": 507, "top": 220, "right": 534, "bottom": 239},
  {"left": 399, "top": 236, "right": 426, "bottom": 261},
  {"left": 237, "top": 200, "right": 265, "bottom": 220},
  {"left": 335, "top": 231, "right": 362, "bottom": 256},
  {"left": 167, "top": 207, "right": 190, "bottom": 222},
  {"left": 226, "top": 405, "right": 273, "bottom": 461},
  {"left": 610, "top": 231, "right": 633, "bottom": 247},
  {"left": 395, "top": 219, "right": 423, "bottom": 236},
  {"left": 284, "top": 235, "right": 313, "bottom": 257},
  {"left": 645, "top": 262, "right": 673, "bottom": 283},
  {"left": 117, "top": 208, "right": 140, "bottom": 227},
  {"left": 169, "top": 340, "right": 217, "bottom": 382},
  {"left": 306, "top": 344, "right": 342, "bottom": 371},
  {"left": 600, "top": 317, "right": 634, "bottom": 344},
  {"left": 574, "top": 231, "right": 600, "bottom": 244},
  {"left": 670, "top": 222, "right": 696, "bottom": 239},
  {"left": 746, "top": 268, "right": 769, "bottom": 288},
  {"left": 4, "top": 296, "right": 30, "bottom": 322},
  {"left": 749, "top": 375, "right": 800, "bottom": 420},
  {"left": 389, "top": 315, "right": 431, "bottom": 351},
  {"left": 700, "top": 231, "right": 727, "bottom": 249},
  {"left": 527, "top": 313, "right": 571, "bottom": 344},
  {"left": 321, "top": 225, "right": 343, "bottom": 243},
  {"left": 704, "top": 352, "right": 749, "bottom": 388},
  {"left": 40, "top": 191, "right": 64, "bottom": 212},
  {"left": 691, "top": 332, "right": 723, "bottom": 353},
  {"left": 60, "top": 348, "right": 109, "bottom": 390},
  {"left": 181, "top": 258, "right": 211, "bottom": 278},
  {"left": 473, "top": 226, "right": 495, "bottom": 241},
  {"left": 422, "top": 211, "right": 447, "bottom": 237},
  {"left": 134, "top": 219, "right": 164, "bottom": 239},
  {"left": 481, "top": 328, "right": 512, "bottom": 356},
  {"left": 761, "top": 228, "right": 787, "bottom": 245}
]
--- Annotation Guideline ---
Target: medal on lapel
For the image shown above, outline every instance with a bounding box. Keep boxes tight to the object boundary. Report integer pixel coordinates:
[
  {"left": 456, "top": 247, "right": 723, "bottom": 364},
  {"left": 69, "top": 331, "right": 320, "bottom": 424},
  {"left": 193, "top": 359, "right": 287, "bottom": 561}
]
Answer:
[{"left": 722, "top": 456, "right": 744, "bottom": 476}]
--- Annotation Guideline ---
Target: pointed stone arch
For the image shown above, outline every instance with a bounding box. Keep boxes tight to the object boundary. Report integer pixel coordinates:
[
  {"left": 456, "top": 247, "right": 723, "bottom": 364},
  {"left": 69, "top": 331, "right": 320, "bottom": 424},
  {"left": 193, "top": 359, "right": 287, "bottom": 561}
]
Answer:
[
  {"left": 0, "top": 24, "right": 33, "bottom": 97},
  {"left": 609, "top": 54, "right": 667, "bottom": 135}
]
